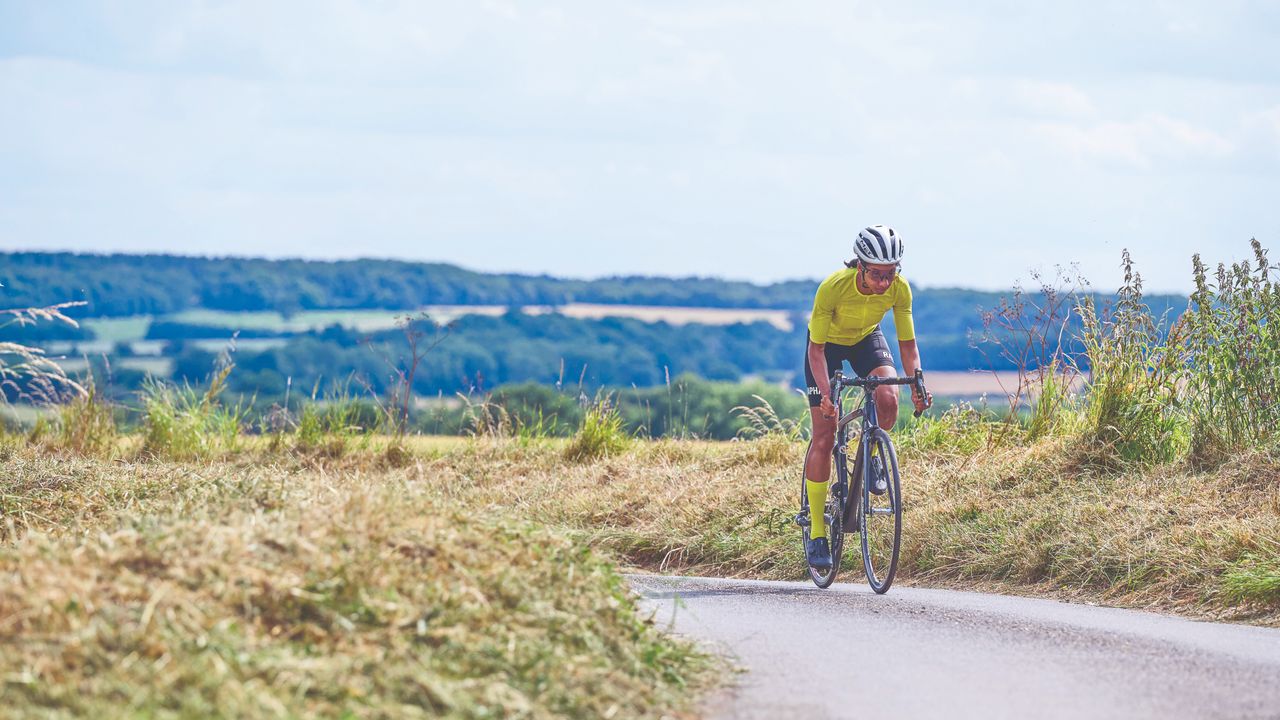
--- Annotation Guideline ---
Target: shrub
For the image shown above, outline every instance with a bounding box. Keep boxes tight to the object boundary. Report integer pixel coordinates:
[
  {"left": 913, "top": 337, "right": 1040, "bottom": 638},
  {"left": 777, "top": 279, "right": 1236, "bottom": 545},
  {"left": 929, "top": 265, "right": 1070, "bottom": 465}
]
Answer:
[
  {"left": 141, "top": 365, "right": 248, "bottom": 460},
  {"left": 564, "top": 398, "right": 630, "bottom": 462}
]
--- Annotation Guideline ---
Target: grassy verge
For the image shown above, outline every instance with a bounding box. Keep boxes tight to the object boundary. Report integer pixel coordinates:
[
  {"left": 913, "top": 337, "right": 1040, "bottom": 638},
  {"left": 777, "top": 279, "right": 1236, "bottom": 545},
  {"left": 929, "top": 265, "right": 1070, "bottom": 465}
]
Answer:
[
  {"left": 5, "top": 421, "right": 1277, "bottom": 716},
  {"left": 0, "top": 444, "right": 712, "bottom": 718},
  {"left": 419, "top": 434, "right": 1280, "bottom": 625}
]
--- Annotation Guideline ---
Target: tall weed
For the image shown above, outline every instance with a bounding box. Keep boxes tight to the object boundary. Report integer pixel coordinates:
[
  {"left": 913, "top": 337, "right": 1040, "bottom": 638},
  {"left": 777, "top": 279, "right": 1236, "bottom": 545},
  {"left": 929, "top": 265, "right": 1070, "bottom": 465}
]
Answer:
[
  {"left": 0, "top": 301, "right": 86, "bottom": 405},
  {"left": 974, "top": 266, "right": 1086, "bottom": 442},
  {"left": 1025, "top": 360, "right": 1083, "bottom": 441},
  {"left": 1180, "top": 239, "right": 1280, "bottom": 465},
  {"left": 459, "top": 392, "right": 516, "bottom": 438},
  {"left": 731, "top": 394, "right": 806, "bottom": 442},
  {"left": 55, "top": 377, "right": 118, "bottom": 456},
  {"left": 731, "top": 394, "right": 806, "bottom": 465},
  {"left": 1079, "top": 251, "right": 1188, "bottom": 465}
]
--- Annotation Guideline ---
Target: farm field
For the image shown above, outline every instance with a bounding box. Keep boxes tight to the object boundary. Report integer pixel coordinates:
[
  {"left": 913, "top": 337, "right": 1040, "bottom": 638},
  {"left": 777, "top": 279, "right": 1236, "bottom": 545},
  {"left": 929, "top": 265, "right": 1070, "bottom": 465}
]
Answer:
[
  {"left": 923, "top": 370, "right": 1088, "bottom": 400},
  {"left": 81, "top": 316, "right": 151, "bottom": 343},
  {"left": 75, "top": 303, "right": 796, "bottom": 345},
  {"left": 523, "top": 303, "right": 795, "bottom": 330},
  {"left": 54, "top": 356, "right": 173, "bottom": 377}
]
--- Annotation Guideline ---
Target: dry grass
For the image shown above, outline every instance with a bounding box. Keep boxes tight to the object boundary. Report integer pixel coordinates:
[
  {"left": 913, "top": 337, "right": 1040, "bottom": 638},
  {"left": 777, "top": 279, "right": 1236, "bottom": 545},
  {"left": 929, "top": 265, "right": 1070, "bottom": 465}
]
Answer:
[
  {"left": 6, "top": 425, "right": 1278, "bottom": 716},
  {"left": 14, "top": 431, "right": 1279, "bottom": 628},
  {"left": 0, "top": 446, "right": 712, "bottom": 719},
  {"left": 420, "top": 436, "right": 1280, "bottom": 625}
]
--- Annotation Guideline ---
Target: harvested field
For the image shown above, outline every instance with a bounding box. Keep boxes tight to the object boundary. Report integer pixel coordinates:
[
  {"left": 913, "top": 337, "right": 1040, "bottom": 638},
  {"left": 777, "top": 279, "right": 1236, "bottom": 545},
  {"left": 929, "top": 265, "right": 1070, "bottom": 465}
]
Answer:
[
  {"left": 925, "top": 370, "right": 1088, "bottom": 401},
  {"left": 524, "top": 303, "right": 794, "bottom": 330}
]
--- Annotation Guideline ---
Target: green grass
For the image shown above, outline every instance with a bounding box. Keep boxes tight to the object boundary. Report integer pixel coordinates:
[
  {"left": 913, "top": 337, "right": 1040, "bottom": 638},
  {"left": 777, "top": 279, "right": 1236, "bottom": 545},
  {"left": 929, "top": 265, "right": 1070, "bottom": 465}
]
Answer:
[{"left": 1223, "top": 548, "right": 1280, "bottom": 604}]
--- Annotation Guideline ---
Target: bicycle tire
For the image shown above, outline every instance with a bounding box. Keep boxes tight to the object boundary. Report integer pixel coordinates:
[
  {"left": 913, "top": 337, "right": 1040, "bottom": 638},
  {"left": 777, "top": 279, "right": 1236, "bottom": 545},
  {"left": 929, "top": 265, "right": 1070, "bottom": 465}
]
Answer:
[
  {"left": 800, "top": 441, "right": 845, "bottom": 589},
  {"left": 860, "top": 427, "right": 902, "bottom": 594}
]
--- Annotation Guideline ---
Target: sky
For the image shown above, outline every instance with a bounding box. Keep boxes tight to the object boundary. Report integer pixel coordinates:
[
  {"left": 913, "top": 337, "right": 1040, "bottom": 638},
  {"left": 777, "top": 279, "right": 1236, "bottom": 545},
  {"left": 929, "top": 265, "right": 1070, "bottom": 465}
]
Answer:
[{"left": 1, "top": 1, "right": 1278, "bottom": 293}]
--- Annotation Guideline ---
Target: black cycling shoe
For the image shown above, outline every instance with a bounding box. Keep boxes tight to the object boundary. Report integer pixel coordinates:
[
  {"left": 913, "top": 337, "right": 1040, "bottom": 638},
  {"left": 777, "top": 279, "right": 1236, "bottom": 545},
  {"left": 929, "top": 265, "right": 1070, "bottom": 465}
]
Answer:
[
  {"left": 806, "top": 537, "right": 833, "bottom": 569},
  {"left": 869, "top": 455, "right": 888, "bottom": 495}
]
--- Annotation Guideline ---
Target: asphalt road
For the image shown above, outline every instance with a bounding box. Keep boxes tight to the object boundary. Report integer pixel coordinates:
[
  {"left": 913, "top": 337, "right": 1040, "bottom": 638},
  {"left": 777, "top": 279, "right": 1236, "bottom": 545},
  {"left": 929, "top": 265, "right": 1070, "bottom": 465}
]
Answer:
[{"left": 630, "top": 575, "right": 1280, "bottom": 720}]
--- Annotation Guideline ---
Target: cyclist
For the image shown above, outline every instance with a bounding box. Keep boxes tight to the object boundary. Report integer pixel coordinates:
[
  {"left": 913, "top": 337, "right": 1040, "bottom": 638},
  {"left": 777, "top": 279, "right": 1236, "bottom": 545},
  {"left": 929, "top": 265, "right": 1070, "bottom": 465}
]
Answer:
[{"left": 803, "top": 225, "right": 932, "bottom": 569}]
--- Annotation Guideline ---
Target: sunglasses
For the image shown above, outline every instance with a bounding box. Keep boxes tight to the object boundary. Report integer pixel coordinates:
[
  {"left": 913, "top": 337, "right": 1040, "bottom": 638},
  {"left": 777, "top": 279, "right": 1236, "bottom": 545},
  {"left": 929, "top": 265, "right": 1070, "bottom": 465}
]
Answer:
[{"left": 861, "top": 265, "right": 899, "bottom": 284}]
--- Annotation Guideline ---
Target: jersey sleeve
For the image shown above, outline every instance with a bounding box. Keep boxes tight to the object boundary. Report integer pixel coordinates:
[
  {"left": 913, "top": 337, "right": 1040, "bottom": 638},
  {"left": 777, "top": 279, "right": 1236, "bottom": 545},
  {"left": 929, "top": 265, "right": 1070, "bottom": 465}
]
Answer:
[
  {"left": 808, "top": 280, "right": 835, "bottom": 344},
  {"left": 892, "top": 278, "right": 915, "bottom": 342}
]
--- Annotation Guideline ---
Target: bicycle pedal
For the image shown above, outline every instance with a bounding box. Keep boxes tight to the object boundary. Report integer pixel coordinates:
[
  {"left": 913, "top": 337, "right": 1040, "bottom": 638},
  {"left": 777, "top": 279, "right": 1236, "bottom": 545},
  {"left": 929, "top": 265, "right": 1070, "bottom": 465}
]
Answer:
[{"left": 794, "top": 513, "right": 810, "bottom": 527}]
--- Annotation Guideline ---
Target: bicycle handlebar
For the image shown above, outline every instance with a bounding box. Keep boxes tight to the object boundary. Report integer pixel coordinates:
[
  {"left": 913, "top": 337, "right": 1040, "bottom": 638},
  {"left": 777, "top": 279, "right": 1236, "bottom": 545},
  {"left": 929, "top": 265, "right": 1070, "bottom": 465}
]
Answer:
[{"left": 833, "top": 369, "right": 931, "bottom": 417}]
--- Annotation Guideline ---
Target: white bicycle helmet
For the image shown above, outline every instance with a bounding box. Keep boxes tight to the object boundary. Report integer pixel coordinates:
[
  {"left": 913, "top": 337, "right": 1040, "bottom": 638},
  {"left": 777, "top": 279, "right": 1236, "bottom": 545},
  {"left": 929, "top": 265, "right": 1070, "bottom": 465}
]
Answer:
[{"left": 854, "top": 225, "right": 905, "bottom": 264}]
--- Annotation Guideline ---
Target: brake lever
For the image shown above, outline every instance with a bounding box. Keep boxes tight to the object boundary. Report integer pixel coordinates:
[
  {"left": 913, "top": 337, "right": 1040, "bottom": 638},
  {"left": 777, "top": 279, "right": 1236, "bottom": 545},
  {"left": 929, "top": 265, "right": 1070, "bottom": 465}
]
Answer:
[{"left": 912, "top": 368, "right": 928, "bottom": 418}]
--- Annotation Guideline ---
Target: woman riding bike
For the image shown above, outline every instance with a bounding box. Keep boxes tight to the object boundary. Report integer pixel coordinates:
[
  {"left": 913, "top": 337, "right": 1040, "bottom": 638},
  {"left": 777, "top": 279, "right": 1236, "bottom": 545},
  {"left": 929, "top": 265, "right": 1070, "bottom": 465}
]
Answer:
[{"left": 803, "top": 225, "right": 932, "bottom": 569}]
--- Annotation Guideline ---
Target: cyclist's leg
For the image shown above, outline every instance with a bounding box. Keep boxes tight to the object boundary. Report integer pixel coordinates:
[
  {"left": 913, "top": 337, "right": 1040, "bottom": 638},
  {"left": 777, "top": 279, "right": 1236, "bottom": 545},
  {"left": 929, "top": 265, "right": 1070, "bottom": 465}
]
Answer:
[
  {"left": 802, "top": 340, "right": 851, "bottom": 541},
  {"left": 851, "top": 329, "right": 898, "bottom": 431}
]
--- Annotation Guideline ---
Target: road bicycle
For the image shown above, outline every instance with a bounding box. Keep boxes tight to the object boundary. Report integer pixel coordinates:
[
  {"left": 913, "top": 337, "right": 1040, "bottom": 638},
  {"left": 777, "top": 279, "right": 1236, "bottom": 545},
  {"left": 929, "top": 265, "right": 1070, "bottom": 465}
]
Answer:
[{"left": 797, "top": 369, "right": 928, "bottom": 594}]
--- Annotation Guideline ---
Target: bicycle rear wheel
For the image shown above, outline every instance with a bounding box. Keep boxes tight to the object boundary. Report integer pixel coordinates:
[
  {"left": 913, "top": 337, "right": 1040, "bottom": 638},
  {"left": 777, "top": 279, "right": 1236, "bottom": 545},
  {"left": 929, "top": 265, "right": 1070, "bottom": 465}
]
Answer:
[{"left": 860, "top": 428, "right": 902, "bottom": 594}]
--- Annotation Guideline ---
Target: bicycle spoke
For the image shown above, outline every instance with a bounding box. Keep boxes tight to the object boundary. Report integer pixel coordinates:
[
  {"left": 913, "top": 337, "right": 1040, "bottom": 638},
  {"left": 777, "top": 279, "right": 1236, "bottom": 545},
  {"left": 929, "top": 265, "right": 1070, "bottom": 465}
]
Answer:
[{"left": 860, "top": 431, "right": 902, "bottom": 594}]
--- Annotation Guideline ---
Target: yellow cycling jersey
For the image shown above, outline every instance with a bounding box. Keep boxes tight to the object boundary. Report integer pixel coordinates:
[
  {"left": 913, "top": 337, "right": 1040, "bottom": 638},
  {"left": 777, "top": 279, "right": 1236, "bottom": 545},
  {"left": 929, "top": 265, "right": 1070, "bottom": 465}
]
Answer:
[{"left": 807, "top": 268, "right": 915, "bottom": 346}]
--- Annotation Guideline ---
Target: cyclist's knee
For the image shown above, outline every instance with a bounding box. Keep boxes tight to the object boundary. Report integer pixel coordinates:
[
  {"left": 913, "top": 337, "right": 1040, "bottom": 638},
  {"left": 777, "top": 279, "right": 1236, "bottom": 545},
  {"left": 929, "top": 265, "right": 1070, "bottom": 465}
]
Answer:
[
  {"left": 875, "top": 385, "right": 898, "bottom": 410},
  {"left": 810, "top": 424, "right": 835, "bottom": 453}
]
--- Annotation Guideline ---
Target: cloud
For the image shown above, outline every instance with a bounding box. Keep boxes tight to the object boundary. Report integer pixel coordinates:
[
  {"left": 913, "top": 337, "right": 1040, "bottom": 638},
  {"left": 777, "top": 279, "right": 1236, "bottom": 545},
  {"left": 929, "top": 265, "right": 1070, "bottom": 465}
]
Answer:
[
  {"left": 1242, "top": 106, "right": 1280, "bottom": 159},
  {"left": 1033, "top": 114, "right": 1235, "bottom": 169},
  {"left": 1012, "top": 80, "right": 1097, "bottom": 120},
  {"left": 0, "top": 1, "right": 1277, "bottom": 292}
]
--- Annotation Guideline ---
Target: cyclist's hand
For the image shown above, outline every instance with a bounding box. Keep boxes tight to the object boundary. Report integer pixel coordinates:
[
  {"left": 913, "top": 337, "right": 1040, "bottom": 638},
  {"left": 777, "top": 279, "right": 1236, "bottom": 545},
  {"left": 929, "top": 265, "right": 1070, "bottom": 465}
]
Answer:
[
  {"left": 912, "top": 388, "right": 933, "bottom": 415},
  {"left": 819, "top": 395, "right": 836, "bottom": 420}
]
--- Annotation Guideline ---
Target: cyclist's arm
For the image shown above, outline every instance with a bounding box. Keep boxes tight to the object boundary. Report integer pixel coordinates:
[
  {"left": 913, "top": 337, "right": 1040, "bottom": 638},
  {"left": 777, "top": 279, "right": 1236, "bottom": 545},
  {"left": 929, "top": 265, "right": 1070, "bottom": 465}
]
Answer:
[
  {"left": 808, "top": 279, "right": 837, "bottom": 406},
  {"left": 898, "top": 338, "right": 922, "bottom": 378},
  {"left": 892, "top": 279, "right": 929, "bottom": 408}
]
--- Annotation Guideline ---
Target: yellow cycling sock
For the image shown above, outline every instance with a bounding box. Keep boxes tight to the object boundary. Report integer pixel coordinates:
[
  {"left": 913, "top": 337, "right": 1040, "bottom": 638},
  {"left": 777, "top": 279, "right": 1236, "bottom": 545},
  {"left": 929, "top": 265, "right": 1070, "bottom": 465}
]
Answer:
[{"left": 806, "top": 479, "right": 828, "bottom": 540}]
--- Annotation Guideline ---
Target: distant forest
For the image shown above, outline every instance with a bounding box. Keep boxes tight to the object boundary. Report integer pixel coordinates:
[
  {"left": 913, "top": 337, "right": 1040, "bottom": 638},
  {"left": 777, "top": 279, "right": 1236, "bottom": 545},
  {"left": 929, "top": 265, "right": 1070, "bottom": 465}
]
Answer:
[
  {"left": 2, "top": 252, "right": 816, "bottom": 316},
  {"left": 2, "top": 252, "right": 1190, "bottom": 406}
]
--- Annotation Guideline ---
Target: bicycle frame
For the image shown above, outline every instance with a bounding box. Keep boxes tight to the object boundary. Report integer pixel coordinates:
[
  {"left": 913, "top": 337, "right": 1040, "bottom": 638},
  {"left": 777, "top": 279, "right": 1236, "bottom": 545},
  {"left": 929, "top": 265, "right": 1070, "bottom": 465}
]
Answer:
[{"left": 830, "top": 369, "right": 927, "bottom": 531}]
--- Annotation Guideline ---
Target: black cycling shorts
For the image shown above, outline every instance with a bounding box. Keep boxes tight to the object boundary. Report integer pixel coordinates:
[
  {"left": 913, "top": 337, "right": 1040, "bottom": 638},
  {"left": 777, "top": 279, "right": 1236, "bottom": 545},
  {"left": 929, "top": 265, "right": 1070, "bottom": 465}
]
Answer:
[{"left": 803, "top": 328, "right": 895, "bottom": 407}]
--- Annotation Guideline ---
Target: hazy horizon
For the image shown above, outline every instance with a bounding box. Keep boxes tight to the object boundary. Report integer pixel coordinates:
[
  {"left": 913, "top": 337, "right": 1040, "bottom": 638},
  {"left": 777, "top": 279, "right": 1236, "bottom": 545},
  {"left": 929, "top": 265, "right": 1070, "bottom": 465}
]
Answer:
[{"left": 2, "top": 245, "right": 1200, "bottom": 297}]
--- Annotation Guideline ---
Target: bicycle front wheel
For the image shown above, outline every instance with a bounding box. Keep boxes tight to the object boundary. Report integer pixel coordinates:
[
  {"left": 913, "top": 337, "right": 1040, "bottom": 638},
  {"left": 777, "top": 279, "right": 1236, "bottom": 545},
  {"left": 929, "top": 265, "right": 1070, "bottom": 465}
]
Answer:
[{"left": 860, "top": 427, "right": 902, "bottom": 594}]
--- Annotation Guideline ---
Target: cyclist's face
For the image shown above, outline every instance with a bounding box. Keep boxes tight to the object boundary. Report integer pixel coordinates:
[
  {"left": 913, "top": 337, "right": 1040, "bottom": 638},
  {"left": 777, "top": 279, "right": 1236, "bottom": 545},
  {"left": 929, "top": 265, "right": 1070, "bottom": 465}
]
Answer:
[{"left": 859, "top": 262, "right": 898, "bottom": 292}]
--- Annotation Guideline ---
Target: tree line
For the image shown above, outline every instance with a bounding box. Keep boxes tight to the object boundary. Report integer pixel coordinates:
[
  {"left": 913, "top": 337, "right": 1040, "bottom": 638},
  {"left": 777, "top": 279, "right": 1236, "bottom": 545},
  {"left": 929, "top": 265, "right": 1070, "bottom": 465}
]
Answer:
[{"left": 2, "top": 251, "right": 815, "bottom": 316}]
